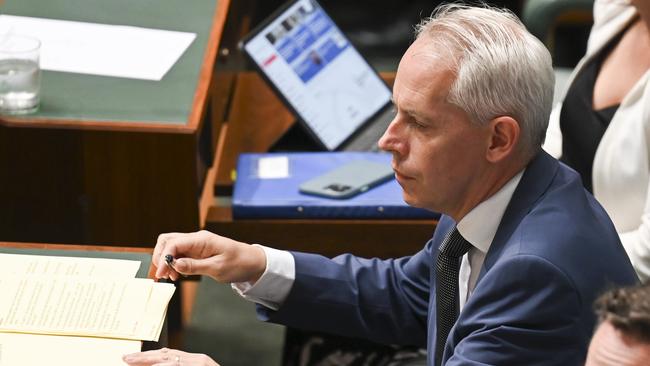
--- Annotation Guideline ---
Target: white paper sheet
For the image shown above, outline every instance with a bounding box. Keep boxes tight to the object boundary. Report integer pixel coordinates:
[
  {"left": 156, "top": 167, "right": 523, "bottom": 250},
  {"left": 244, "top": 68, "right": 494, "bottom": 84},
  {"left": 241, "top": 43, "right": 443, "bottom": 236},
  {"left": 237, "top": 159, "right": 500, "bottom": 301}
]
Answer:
[
  {"left": 0, "top": 276, "right": 174, "bottom": 341},
  {"left": 258, "top": 156, "right": 290, "bottom": 179},
  {"left": 0, "top": 253, "right": 140, "bottom": 278},
  {"left": 0, "top": 333, "right": 141, "bottom": 366},
  {"left": 0, "top": 15, "right": 196, "bottom": 80}
]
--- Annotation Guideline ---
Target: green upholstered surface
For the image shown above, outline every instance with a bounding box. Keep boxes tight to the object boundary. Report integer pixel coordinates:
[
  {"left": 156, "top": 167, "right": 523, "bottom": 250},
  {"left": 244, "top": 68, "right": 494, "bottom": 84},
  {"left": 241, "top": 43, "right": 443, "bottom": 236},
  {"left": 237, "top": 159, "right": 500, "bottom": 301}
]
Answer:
[
  {"left": 2, "top": 0, "right": 217, "bottom": 124},
  {"left": 0, "top": 247, "right": 152, "bottom": 279}
]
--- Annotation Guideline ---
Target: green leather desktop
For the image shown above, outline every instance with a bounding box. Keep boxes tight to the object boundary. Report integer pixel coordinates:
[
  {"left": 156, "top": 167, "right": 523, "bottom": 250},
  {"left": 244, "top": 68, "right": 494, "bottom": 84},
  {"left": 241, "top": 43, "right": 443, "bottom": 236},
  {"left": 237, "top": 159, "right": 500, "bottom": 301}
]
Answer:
[{"left": 2, "top": 0, "right": 216, "bottom": 125}]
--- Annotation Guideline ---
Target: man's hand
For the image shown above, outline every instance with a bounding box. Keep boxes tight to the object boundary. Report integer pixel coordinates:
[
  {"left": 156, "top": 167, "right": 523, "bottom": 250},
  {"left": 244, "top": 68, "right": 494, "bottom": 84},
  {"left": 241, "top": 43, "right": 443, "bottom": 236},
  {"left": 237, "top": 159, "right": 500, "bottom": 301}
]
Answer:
[
  {"left": 123, "top": 348, "right": 220, "bottom": 366},
  {"left": 153, "top": 230, "right": 266, "bottom": 283}
]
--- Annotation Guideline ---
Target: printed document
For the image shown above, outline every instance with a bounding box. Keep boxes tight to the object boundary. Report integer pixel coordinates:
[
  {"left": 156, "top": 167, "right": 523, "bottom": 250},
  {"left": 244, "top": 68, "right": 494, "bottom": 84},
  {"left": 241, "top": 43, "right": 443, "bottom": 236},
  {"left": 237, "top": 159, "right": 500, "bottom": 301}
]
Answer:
[{"left": 0, "top": 253, "right": 174, "bottom": 365}]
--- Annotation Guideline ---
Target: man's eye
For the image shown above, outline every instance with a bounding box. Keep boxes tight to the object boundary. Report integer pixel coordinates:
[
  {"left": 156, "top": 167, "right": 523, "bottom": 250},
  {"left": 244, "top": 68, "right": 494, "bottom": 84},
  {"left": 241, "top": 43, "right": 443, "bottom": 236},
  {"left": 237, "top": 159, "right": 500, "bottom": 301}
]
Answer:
[{"left": 410, "top": 119, "right": 426, "bottom": 129}]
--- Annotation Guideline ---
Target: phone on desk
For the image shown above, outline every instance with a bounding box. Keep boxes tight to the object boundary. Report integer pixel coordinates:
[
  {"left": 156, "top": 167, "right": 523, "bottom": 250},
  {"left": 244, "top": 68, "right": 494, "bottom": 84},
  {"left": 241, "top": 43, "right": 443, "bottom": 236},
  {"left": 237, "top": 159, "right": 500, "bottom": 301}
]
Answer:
[{"left": 299, "top": 160, "right": 394, "bottom": 199}]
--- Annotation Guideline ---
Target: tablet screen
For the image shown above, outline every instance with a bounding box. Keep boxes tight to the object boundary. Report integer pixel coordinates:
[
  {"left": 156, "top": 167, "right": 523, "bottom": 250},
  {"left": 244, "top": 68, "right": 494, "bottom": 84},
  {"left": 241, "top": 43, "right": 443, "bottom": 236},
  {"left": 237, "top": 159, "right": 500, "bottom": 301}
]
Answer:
[{"left": 241, "top": 0, "right": 392, "bottom": 150}]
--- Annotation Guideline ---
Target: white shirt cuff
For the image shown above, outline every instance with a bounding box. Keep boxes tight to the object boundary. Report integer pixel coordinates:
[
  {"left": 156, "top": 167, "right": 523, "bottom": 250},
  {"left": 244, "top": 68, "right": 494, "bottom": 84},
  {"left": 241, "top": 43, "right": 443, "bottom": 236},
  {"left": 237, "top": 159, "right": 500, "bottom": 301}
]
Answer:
[{"left": 231, "top": 244, "right": 295, "bottom": 310}]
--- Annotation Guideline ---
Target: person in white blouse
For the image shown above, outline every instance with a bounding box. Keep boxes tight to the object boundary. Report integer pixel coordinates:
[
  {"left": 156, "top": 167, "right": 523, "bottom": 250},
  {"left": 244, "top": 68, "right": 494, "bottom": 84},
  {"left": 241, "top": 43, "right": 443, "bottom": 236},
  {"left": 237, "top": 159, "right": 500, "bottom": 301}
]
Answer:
[{"left": 544, "top": 0, "right": 650, "bottom": 280}]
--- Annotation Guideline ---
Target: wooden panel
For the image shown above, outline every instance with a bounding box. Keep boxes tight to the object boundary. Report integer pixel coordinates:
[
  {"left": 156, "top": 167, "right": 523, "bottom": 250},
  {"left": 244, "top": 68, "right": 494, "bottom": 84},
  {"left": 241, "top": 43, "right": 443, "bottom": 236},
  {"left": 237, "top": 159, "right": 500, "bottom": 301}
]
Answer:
[
  {"left": 0, "top": 126, "right": 202, "bottom": 246},
  {"left": 81, "top": 130, "right": 201, "bottom": 245},
  {"left": 0, "top": 127, "right": 87, "bottom": 242},
  {"left": 206, "top": 207, "right": 436, "bottom": 259}
]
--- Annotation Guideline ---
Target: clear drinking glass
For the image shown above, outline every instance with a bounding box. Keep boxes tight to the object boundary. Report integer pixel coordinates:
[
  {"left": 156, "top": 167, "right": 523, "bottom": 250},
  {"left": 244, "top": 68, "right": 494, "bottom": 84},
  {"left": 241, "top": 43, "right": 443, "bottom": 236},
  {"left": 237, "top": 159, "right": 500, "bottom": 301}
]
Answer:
[{"left": 0, "top": 34, "right": 41, "bottom": 114}]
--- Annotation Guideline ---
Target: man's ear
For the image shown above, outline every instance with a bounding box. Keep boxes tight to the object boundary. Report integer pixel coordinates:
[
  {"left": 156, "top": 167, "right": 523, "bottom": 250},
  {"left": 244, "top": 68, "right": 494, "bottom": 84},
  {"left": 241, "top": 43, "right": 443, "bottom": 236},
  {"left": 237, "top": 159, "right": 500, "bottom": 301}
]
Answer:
[{"left": 486, "top": 116, "right": 520, "bottom": 163}]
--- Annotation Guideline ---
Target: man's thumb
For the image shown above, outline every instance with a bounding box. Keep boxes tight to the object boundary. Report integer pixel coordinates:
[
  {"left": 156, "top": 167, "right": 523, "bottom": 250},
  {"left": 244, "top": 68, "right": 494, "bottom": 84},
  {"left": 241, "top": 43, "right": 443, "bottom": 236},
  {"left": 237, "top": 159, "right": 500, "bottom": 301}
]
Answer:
[{"left": 174, "top": 257, "right": 204, "bottom": 275}]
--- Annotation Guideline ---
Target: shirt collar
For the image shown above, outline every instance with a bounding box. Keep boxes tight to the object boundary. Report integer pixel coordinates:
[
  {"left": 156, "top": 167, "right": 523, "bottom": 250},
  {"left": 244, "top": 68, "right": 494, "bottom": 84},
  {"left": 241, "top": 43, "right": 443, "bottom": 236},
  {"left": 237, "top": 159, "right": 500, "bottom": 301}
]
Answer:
[{"left": 456, "top": 170, "right": 525, "bottom": 254}]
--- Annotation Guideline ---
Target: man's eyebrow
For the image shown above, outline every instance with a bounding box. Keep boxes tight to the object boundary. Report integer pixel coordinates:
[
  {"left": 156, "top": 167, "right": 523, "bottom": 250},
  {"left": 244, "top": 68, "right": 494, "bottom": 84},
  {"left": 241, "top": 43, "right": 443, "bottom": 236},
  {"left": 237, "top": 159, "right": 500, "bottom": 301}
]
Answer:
[
  {"left": 402, "top": 107, "right": 428, "bottom": 121},
  {"left": 390, "top": 97, "right": 430, "bottom": 121},
  {"left": 390, "top": 98, "right": 409, "bottom": 114}
]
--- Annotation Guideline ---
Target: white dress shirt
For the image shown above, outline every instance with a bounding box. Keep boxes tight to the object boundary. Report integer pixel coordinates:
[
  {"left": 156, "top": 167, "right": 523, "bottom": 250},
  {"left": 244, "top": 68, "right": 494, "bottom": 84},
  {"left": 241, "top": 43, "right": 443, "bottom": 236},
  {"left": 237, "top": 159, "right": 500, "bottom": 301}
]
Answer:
[
  {"left": 457, "top": 171, "right": 523, "bottom": 310},
  {"left": 233, "top": 171, "right": 524, "bottom": 311}
]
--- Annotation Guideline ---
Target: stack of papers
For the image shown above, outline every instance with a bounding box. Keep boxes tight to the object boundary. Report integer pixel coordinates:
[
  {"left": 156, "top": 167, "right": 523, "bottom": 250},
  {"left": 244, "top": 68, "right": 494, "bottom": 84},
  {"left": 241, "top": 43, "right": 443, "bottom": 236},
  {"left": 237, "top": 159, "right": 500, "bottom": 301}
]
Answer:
[{"left": 0, "top": 253, "right": 175, "bottom": 366}]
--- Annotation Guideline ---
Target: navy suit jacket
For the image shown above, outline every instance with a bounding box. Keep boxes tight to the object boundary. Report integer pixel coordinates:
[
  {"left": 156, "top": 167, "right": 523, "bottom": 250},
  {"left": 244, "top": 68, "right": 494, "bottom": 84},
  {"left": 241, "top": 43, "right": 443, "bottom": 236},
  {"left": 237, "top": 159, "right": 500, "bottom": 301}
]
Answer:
[{"left": 257, "top": 152, "right": 638, "bottom": 365}]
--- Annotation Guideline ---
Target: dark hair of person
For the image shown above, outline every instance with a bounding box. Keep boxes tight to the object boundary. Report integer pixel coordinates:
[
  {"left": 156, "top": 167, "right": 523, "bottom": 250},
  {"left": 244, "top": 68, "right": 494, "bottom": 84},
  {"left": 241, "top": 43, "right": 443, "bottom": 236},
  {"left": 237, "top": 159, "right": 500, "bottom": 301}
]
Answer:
[{"left": 594, "top": 283, "right": 650, "bottom": 343}]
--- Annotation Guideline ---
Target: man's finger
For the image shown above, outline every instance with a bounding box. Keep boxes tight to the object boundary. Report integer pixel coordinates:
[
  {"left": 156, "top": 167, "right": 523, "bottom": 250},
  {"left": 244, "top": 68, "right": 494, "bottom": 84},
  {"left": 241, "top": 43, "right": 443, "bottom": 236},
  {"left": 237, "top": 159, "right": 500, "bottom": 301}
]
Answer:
[
  {"left": 123, "top": 349, "right": 169, "bottom": 365},
  {"left": 153, "top": 232, "right": 182, "bottom": 270},
  {"left": 174, "top": 257, "right": 213, "bottom": 277},
  {"left": 155, "top": 231, "right": 219, "bottom": 279}
]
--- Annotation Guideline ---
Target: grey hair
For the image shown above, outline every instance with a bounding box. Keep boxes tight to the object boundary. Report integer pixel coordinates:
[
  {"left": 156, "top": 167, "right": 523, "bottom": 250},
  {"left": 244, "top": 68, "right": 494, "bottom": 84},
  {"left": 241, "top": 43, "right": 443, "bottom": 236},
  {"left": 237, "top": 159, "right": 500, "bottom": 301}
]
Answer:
[{"left": 415, "top": 4, "right": 554, "bottom": 158}]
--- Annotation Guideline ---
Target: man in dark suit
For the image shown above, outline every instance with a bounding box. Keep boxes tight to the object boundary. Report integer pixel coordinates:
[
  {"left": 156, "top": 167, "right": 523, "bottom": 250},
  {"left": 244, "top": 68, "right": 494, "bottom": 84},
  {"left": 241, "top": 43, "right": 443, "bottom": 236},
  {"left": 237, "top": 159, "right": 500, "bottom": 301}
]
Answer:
[{"left": 124, "top": 4, "right": 638, "bottom": 366}]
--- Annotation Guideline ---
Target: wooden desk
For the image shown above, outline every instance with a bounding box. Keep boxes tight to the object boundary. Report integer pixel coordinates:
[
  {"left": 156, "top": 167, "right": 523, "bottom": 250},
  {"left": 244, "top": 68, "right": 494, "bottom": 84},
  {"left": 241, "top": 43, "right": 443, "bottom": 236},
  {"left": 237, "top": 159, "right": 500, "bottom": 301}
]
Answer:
[
  {"left": 205, "top": 72, "right": 436, "bottom": 259},
  {"left": 0, "top": 0, "right": 232, "bottom": 246}
]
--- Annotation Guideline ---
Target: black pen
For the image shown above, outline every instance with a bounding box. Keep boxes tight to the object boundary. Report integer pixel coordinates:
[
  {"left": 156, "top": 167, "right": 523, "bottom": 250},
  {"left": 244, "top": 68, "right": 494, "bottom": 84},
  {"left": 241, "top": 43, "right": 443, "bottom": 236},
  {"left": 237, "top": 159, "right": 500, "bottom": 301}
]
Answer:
[{"left": 164, "top": 254, "right": 180, "bottom": 275}]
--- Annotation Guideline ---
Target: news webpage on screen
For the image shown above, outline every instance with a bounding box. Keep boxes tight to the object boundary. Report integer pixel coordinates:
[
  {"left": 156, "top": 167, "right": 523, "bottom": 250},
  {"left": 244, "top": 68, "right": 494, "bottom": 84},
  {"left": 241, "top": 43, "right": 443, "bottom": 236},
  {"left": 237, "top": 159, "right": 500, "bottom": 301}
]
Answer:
[{"left": 244, "top": 0, "right": 392, "bottom": 150}]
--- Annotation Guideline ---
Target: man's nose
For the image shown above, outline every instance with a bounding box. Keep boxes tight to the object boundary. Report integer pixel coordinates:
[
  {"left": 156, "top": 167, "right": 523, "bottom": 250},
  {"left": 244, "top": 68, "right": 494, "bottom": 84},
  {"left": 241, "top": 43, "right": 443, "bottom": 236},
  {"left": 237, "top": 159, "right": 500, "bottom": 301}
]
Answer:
[{"left": 378, "top": 117, "right": 400, "bottom": 152}]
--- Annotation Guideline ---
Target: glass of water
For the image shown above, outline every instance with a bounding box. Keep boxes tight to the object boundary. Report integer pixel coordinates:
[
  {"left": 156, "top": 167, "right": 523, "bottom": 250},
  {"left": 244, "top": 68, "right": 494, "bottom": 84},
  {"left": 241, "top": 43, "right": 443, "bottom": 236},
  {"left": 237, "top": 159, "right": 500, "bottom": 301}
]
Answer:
[{"left": 0, "top": 34, "right": 41, "bottom": 114}]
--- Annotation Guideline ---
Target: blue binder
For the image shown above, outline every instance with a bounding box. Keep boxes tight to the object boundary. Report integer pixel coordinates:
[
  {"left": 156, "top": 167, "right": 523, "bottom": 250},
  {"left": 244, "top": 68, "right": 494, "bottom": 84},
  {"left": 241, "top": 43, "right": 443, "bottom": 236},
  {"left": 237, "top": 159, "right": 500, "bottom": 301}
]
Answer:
[{"left": 232, "top": 152, "right": 439, "bottom": 219}]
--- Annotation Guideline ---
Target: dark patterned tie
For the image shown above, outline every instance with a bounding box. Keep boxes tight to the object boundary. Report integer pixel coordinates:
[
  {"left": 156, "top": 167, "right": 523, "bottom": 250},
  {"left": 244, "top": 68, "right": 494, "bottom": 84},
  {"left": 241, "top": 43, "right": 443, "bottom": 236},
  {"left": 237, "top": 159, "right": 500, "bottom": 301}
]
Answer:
[{"left": 435, "top": 227, "right": 473, "bottom": 366}]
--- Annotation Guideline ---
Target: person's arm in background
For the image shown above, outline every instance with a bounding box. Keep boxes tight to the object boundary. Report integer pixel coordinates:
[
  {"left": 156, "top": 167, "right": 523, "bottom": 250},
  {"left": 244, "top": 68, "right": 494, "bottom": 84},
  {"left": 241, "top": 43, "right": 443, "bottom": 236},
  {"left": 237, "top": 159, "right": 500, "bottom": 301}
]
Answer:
[
  {"left": 620, "top": 175, "right": 650, "bottom": 281},
  {"left": 618, "top": 0, "right": 650, "bottom": 282}
]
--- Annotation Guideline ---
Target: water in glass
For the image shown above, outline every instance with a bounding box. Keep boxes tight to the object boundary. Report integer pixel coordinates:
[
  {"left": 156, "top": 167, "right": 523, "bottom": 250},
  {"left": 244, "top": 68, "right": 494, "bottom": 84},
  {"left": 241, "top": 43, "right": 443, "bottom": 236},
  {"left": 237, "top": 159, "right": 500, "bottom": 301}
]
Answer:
[{"left": 0, "top": 58, "right": 40, "bottom": 113}]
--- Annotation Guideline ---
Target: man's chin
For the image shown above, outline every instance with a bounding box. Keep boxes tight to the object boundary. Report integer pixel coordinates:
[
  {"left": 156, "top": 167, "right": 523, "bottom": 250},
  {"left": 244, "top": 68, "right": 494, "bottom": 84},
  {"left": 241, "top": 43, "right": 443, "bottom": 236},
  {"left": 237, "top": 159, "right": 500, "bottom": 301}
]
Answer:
[
  {"left": 402, "top": 193, "right": 440, "bottom": 213},
  {"left": 401, "top": 193, "right": 421, "bottom": 208}
]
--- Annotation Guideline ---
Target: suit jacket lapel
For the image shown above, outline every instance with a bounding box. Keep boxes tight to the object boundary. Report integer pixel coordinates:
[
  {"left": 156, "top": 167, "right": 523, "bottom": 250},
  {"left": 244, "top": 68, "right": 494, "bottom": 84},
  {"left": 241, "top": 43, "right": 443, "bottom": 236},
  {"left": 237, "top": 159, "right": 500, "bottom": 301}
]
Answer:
[{"left": 476, "top": 151, "right": 560, "bottom": 282}]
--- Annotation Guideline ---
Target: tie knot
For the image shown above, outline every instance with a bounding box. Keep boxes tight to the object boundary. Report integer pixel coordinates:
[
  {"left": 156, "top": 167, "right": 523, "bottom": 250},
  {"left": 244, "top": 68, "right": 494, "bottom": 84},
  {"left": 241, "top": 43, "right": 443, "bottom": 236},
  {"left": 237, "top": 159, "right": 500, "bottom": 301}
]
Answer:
[{"left": 439, "top": 228, "right": 473, "bottom": 258}]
